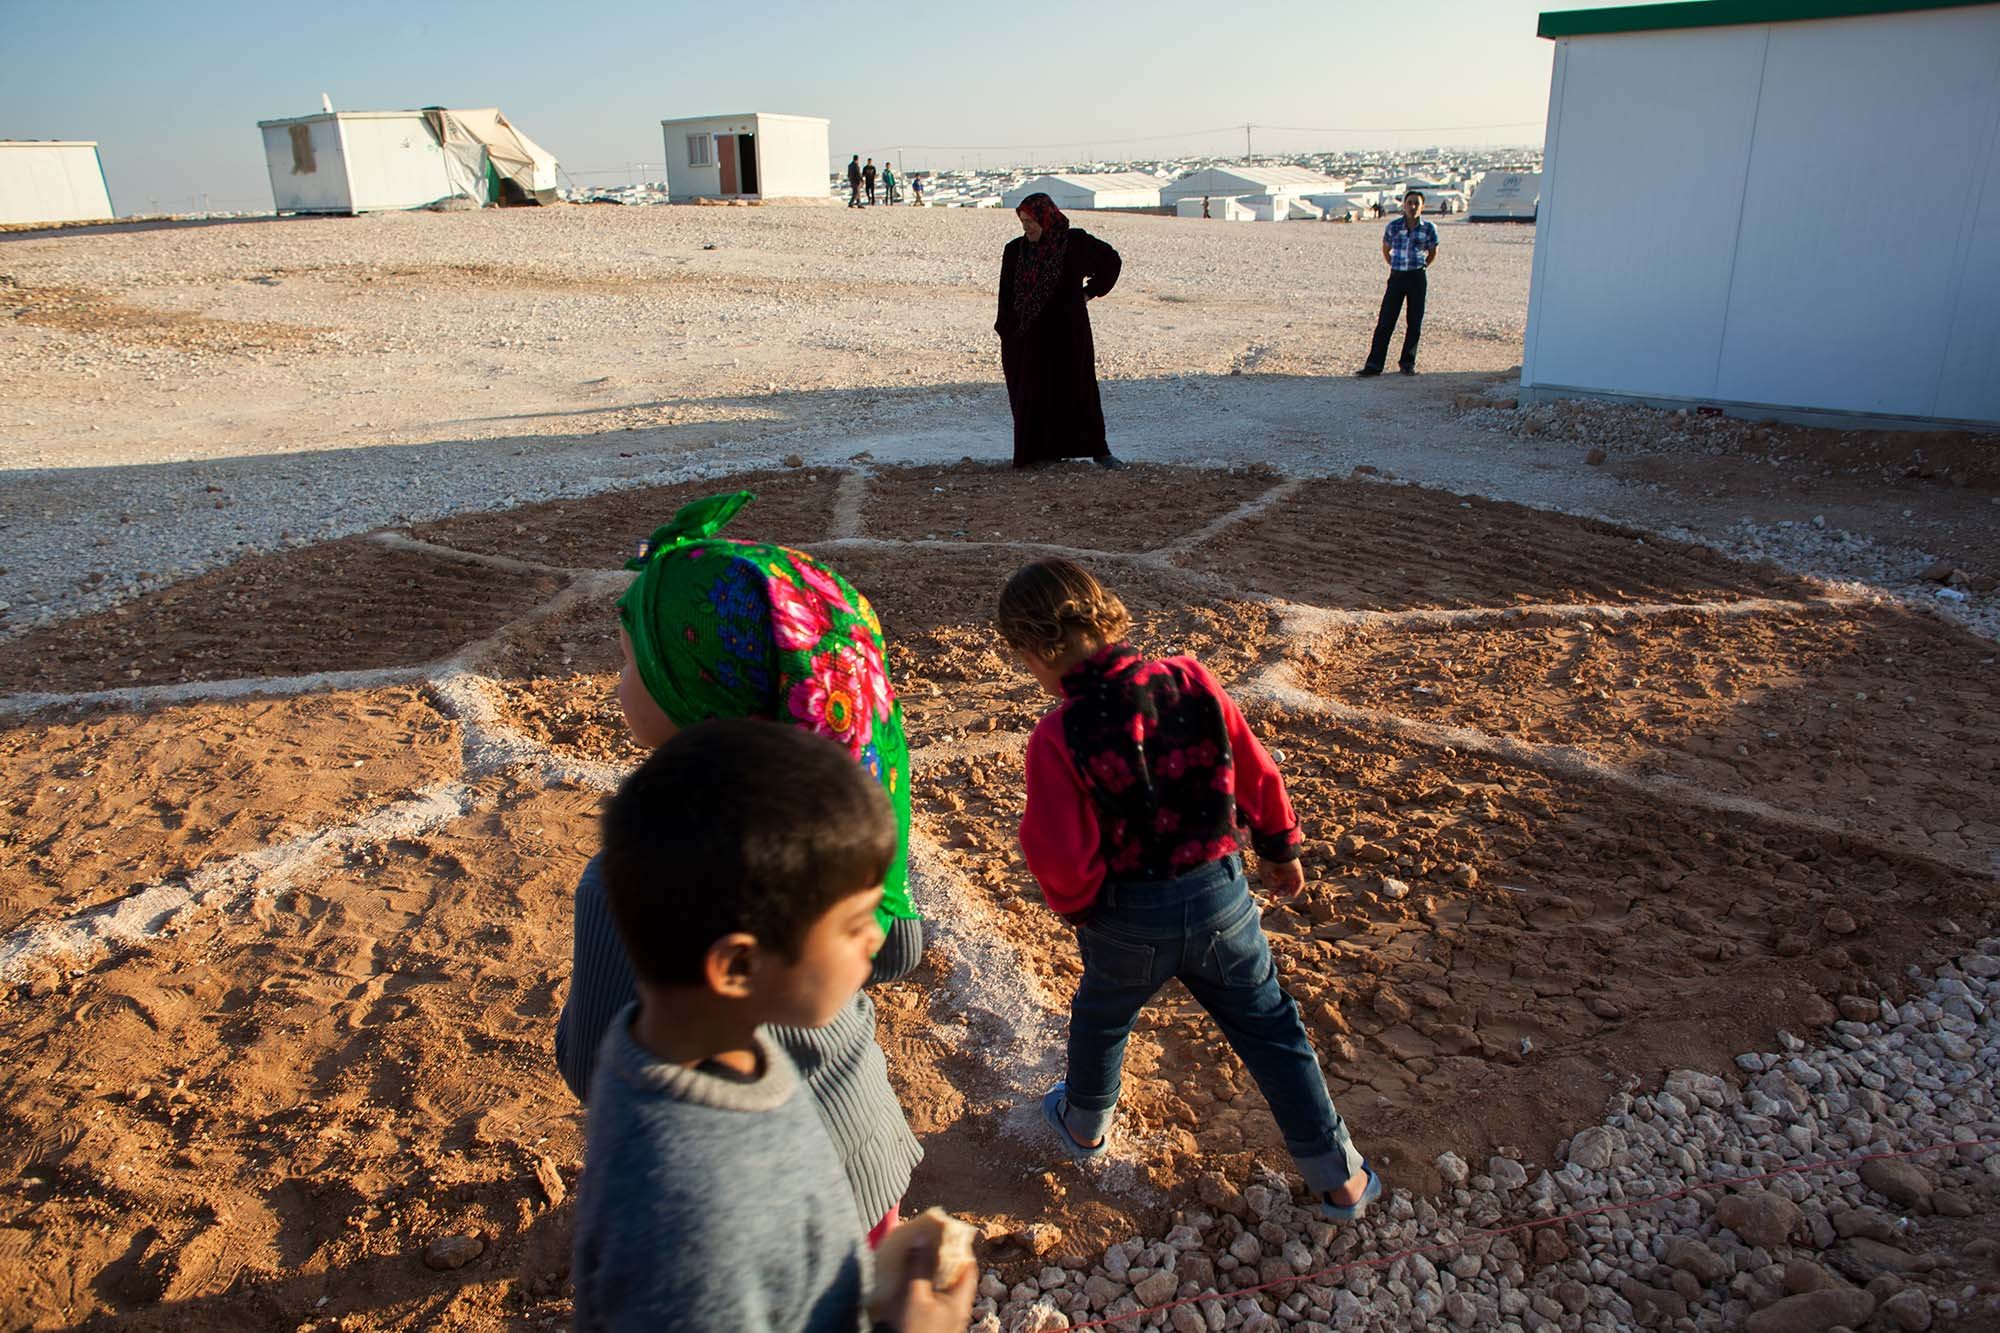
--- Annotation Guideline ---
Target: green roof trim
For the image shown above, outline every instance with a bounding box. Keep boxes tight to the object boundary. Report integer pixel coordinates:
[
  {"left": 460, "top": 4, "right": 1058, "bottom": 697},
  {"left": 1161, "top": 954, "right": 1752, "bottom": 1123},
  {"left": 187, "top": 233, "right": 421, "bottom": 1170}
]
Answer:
[{"left": 1539, "top": 0, "right": 1992, "bottom": 39}]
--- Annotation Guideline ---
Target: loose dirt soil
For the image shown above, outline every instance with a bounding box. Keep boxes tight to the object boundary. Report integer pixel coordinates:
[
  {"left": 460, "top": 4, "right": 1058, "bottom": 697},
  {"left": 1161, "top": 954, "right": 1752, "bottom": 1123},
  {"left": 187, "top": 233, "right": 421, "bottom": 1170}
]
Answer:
[{"left": 2, "top": 460, "right": 1996, "bottom": 1330}]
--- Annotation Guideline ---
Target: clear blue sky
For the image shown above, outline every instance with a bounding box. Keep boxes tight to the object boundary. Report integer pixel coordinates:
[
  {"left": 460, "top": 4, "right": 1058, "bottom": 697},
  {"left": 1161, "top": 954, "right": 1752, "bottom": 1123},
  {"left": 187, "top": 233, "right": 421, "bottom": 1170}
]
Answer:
[{"left": 2, "top": 0, "right": 1653, "bottom": 213}]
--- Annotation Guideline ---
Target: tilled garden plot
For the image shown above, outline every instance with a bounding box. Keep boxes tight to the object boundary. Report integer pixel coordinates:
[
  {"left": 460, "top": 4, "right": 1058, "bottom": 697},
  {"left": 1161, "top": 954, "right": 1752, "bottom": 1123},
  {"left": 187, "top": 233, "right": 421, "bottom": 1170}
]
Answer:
[{"left": 1, "top": 462, "right": 1994, "bottom": 1330}]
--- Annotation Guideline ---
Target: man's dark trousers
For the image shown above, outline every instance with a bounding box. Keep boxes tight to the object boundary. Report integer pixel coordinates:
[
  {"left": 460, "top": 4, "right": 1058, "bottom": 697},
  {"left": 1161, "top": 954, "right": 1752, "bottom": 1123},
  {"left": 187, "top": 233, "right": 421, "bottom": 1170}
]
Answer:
[{"left": 1364, "top": 269, "right": 1427, "bottom": 372}]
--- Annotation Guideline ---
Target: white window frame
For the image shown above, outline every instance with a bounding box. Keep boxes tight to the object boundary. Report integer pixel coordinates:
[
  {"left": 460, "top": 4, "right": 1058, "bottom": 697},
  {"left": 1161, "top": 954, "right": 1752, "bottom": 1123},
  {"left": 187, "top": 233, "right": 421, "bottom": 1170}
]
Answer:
[{"left": 687, "top": 134, "right": 714, "bottom": 168}]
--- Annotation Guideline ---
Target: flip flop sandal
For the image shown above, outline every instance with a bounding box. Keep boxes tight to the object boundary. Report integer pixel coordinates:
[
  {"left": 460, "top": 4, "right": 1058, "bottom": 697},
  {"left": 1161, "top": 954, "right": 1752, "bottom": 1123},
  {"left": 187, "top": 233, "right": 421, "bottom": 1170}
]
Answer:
[
  {"left": 1319, "top": 1159, "right": 1383, "bottom": 1221},
  {"left": 1041, "top": 1083, "right": 1109, "bottom": 1160}
]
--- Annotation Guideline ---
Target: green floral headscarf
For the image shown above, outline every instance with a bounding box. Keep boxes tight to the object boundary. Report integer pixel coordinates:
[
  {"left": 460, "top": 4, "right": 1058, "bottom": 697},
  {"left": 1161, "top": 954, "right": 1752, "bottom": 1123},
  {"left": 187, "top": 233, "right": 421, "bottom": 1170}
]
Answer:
[{"left": 617, "top": 491, "right": 916, "bottom": 931}]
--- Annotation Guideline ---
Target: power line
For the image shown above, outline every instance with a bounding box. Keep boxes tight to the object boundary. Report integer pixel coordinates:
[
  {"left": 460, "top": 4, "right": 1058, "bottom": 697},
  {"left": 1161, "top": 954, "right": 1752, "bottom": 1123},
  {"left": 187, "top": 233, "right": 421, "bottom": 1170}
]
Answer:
[
  {"left": 887, "top": 119, "right": 1544, "bottom": 154},
  {"left": 889, "top": 126, "right": 1244, "bottom": 152},
  {"left": 1257, "top": 119, "right": 1546, "bottom": 134}
]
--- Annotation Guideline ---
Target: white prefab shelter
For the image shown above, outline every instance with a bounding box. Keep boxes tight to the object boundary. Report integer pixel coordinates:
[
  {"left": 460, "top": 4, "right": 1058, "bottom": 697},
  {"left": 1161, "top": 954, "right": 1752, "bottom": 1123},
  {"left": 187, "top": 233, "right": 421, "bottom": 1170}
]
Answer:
[
  {"left": 1525, "top": 0, "right": 2000, "bottom": 429},
  {"left": 1161, "top": 166, "right": 1346, "bottom": 210},
  {"left": 1001, "top": 172, "right": 1164, "bottom": 211},
  {"left": 1468, "top": 171, "right": 1541, "bottom": 221},
  {"left": 258, "top": 108, "right": 557, "bottom": 214},
  {"left": 661, "top": 113, "right": 830, "bottom": 202},
  {"left": 0, "top": 141, "right": 114, "bottom": 225}
]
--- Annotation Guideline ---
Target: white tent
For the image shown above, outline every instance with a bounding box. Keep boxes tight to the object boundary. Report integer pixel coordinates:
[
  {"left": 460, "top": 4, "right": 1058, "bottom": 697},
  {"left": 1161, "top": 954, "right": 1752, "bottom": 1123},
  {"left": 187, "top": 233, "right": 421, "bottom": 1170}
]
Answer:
[
  {"left": 1174, "top": 195, "right": 1255, "bottom": 221},
  {"left": 0, "top": 141, "right": 114, "bottom": 225},
  {"left": 1001, "top": 172, "right": 1164, "bottom": 211},
  {"left": 258, "top": 107, "right": 558, "bottom": 215},
  {"left": 1468, "top": 171, "right": 1540, "bottom": 222},
  {"left": 424, "top": 108, "right": 558, "bottom": 205},
  {"left": 1303, "top": 191, "right": 1377, "bottom": 219},
  {"left": 1162, "top": 165, "right": 1346, "bottom": 210}
]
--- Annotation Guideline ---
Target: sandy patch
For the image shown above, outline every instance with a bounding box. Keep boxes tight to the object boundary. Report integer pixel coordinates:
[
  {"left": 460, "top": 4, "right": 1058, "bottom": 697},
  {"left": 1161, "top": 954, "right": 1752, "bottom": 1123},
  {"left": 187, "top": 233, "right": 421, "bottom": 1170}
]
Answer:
[
  {"left": 0, "top": 778, "right": 593, "bottom": 1331},
  {"left": 1290, "top": 601, "right": 2000, "bottom": 868},
  {"left": 0, "top": 688, "right": 460, "bottom": 938}
]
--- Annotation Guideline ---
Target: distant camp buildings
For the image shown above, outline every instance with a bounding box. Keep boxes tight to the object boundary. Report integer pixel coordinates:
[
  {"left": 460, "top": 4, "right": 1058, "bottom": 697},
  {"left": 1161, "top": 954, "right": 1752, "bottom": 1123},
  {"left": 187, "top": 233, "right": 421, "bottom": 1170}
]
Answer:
[{"left": 962, "top": 161, "right": 1487, "bottom": 220}]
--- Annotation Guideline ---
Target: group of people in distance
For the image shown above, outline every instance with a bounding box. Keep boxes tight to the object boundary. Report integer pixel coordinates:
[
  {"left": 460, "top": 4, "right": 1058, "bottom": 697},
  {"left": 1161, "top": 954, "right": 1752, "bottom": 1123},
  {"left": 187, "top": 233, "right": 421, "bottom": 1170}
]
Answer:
[
  {"left": 558, "top": 490, "right": 1382, "bottom": 1330},
  {"left": 847, "top": 154, "right": 923, "bottom": 208},
  {"left": 993, "top": 188, "right": 1441, "bottom": 471}
]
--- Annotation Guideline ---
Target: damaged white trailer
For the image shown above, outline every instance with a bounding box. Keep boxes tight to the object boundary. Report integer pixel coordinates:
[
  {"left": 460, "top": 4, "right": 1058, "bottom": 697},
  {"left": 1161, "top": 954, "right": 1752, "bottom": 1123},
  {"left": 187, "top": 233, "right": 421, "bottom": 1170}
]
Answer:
[{"left": 258, "top": 108, "right": 558, "bottom": 215}]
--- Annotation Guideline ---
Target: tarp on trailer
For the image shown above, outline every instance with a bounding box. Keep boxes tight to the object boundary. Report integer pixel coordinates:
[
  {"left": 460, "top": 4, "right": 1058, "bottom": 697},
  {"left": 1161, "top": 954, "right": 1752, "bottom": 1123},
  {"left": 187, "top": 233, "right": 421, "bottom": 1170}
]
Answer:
[{"left": 422, "top": 108, "right": 558, "bottom": 205}]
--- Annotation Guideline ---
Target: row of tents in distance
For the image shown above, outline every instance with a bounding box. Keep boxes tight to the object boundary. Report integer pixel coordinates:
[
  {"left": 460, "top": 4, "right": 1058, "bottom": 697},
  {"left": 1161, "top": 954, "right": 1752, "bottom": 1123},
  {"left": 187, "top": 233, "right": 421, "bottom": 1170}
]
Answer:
[{"left": 993, "top": 165, "right": 1540, "bottom": 222}]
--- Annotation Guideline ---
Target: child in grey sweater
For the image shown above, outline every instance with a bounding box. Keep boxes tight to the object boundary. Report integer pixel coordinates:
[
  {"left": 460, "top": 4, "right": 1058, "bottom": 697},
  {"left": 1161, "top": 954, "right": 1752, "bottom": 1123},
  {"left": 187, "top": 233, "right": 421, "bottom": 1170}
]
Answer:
[{"left": 571, "top": 720, "right": 974, "bottom": 1333}]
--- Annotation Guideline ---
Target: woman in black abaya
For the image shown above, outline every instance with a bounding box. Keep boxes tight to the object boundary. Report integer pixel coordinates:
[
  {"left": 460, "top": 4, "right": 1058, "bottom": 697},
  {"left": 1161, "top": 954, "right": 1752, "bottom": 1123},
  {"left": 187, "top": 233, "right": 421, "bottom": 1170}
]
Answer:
[{"left": 995, "top": 193, "right": 1126, "bottom": 469}]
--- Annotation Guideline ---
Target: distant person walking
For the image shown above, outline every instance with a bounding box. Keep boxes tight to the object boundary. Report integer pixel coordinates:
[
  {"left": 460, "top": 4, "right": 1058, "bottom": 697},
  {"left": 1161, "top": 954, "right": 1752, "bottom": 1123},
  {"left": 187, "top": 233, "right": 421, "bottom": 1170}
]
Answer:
[
  {"left": 863, "top": 158, "right": 878, "bottom": 205},
  {"left": 995, "top": 193, "right": 1127, "bottom": 470},
  {"left": 881, "top": 162, "right": 898, "bottom": 206},
  {"left": 911, "top": 173, "right": 924, "bottom": 206},
  {"left": 847, "top": 155, "right": 863, "bottom": 208},
  {"left": 1356, "top": 191, "right": 1439, "bottom": 377}
]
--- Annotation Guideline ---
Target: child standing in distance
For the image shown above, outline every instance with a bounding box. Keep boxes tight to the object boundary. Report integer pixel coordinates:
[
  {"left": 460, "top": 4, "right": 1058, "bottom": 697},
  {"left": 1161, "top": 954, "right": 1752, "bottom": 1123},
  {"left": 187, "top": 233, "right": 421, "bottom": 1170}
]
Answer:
[
  {"left": 996, "top": 558, "right": 1382, "bottom": 1220},
  {"left": 572, "top": 719, "right": 975, "bottom": 1332}
]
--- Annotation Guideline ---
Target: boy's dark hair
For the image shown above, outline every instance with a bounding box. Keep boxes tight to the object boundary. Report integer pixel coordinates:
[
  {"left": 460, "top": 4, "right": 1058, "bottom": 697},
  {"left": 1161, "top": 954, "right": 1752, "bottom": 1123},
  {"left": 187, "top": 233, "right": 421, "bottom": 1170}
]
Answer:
[
  {"left": 1404, "top": 190, "right": 1425, "bottom": 203},
  {"left": 601, "top": 719, "right": 896, "bottom": 987}
]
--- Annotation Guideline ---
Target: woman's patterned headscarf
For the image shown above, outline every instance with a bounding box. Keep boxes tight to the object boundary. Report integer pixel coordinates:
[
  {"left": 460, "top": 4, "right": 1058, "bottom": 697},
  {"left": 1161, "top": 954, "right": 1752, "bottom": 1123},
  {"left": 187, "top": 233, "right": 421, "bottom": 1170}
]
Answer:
[
  {"left": 616, "top": 491, "right": 916, "bottom": 930},
  {"left": 1010, "top": 191, "right": 1073, "bottom": 332}
]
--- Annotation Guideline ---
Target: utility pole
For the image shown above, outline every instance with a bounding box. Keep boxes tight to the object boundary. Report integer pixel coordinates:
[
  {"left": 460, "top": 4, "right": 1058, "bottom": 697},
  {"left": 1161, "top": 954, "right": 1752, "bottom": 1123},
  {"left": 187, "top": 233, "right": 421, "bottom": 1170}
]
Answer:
[{"left": 1245, "top": 124, "right": 1253, "bottom": 159}]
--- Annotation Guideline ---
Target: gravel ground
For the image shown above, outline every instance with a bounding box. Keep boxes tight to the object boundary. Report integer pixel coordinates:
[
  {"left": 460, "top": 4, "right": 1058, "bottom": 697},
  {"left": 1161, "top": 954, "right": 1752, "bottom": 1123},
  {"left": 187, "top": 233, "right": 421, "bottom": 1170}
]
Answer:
[
  {"left": 981, "top": 938, "right": 2000, "bottom": 1332},
  {"left": 3, "top": 203, "right": 1992, "bottom": 649},
  {"left": 3, "top": 203, "right": 1533, "bottom": 634}
]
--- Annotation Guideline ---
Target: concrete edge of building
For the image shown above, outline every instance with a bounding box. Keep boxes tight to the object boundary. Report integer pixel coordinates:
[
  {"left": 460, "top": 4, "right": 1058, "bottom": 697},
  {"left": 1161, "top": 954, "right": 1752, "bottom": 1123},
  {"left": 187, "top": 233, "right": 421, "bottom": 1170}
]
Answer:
[{"left": 1518, "top": 383, "right": 2000, "bottom": 433}]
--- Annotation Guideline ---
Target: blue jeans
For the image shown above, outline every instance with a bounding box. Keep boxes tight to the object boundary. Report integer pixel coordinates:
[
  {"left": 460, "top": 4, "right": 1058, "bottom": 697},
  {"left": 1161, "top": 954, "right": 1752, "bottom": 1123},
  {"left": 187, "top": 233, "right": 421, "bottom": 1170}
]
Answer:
[{"left": 1064, "top": 855, "right": 1364, "bottom": 1193}]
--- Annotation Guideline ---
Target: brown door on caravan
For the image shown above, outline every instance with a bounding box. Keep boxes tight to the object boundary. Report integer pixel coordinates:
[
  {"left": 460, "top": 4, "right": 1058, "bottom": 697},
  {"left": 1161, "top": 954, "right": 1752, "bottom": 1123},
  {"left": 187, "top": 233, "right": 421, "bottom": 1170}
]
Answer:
[{"left": 717, "top": 136, "right": 738, "bottom": 194}]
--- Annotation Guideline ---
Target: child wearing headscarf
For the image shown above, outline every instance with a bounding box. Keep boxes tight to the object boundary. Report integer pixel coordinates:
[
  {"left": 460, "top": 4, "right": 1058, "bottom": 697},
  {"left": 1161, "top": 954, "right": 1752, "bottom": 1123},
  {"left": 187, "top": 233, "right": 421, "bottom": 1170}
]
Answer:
[{"left": 556, "top": 490, "right": 924, "bottom": 1243}]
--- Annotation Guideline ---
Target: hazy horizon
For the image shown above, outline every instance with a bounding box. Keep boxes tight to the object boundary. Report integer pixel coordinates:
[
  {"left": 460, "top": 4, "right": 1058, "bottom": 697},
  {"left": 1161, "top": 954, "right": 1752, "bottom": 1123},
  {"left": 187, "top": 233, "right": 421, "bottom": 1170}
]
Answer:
[{"left": 2, "top": 0, "right": 1650, "bottom": 215}]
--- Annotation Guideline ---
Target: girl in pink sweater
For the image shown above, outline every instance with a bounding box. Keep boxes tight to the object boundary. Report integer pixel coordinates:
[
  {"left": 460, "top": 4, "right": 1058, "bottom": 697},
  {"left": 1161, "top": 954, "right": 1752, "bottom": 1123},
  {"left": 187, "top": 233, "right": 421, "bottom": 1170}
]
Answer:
[{"left": 998, "top": 557, "right": 1380, "bottom": 1220}]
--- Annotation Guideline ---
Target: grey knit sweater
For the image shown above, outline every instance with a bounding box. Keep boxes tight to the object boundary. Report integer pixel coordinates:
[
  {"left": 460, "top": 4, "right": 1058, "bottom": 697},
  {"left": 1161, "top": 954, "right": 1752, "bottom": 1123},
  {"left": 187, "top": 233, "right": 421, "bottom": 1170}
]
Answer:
[
  {"left": 555, "top": 854, "right": 925, "bottom": 1225},
  {"left": 572, "top": 1020, "right": 868, "bottom": 1333}
]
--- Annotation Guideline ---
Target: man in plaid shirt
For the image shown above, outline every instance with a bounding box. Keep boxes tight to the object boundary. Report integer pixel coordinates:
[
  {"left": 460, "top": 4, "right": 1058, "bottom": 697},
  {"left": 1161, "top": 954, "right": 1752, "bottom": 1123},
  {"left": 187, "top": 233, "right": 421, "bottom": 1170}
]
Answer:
[{"left": 1356, "top": 191, "right": 1440, "bottom": 377}]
